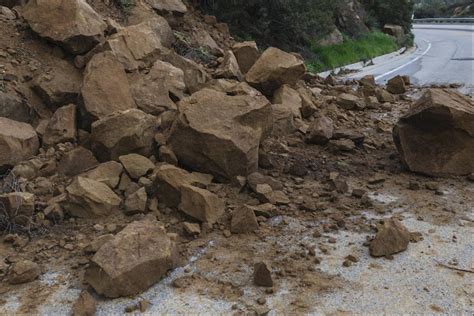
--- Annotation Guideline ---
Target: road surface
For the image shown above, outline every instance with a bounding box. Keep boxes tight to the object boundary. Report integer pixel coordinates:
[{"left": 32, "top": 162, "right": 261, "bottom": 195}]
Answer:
[{"left": 346, "top": 24, "right": 474, "bottom": 96}]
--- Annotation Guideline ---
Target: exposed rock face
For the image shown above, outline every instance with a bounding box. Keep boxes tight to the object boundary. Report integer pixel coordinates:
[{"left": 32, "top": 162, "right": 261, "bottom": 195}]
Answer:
[
  {"left": 232, "top": 41, "right": 259, "bottom": 74},
  {"left": 8, "top": 260, "right": 40, "bottom": 284},
  {"left": 179, "top": 184, "right": 224, "bottom": 224},
  {"left": 81, "top": 52, "right": 136, "bottom": 122},
  {"left": 245, "top": 47, "right": 306, "bottom": 95},
  {"left": 85, "top": 220, "right": 177, "bottom": 298},
  {"left": 231, "top": 205, "right": 259, "bottom": 234},
  {"left": 32, "top": 59, "right": 82, "bottom": 109},
  {"left": 305, "top": 116, "right": 334, "bottom": 145},
  {"left": 370, "top": 218, "right": 410, "bottom": 257},
  {"left": 168, "top": 88, "right": 272, "bottom": 181},
  {"left": 43, "top": 104, "right": 77, "bottom": 146},
  {"left": 0, "top": 118, "right": 39, "bottom": 170},
  {"left": 145, "top": 0, "right": 187, "bottom": 15},
  {"left": 63, "top": 177, "right": 122, "bottom": 218},
  {"left": 393, "top": 89, "right": 474, "bottom": 176},
  {"left": 22, "top": 0, "right": 106, "bottom": 54},
  {"left": 90, "top": 109, "right": 157, "bottom": 161},
  {"left": 129, "top": 60, "right": 185, "bottom": 115}
]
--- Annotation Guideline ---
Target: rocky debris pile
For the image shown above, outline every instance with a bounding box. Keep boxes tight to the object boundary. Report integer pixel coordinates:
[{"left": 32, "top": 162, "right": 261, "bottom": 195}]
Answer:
[{"left": 0, "top": 0, "right": 471, "bottom": 309}]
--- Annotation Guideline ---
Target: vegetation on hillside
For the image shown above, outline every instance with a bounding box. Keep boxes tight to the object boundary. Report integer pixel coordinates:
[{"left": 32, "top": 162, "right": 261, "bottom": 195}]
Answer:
[{"left": 413, "top": 0, "right": 474, "bottom": 18}]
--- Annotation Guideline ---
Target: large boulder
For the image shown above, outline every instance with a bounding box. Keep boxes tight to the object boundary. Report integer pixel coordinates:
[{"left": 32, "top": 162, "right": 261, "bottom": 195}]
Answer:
[
  {"left": 232, "top": 41, "right": 259, "bottom": 74},
  {"left": 245, "top": 47, "right": 306, "bottom": 95},
  {"left": 22, "top": 0, "right": 106, "bottom": 54},
  {"left": 32, "top": 59, "right": 82, "bottom": 109},
  {"left": 151, "top": 164, "right": 196, "bottom": 207},
  {"left": 162, "top": 51, "right": 209, "bottom": 93},
  {"left": 43, "top": 104, "right": 77, "bottom": 146},
  {"left": 62, "top": 177, "right": 121, "bottom": 218},
  {"left": 81, "top": 52, "right": 136, "bottom": 122},
  {"left": 85, "top": 220, "right": 177, "bottom": 298},
  {"left": 0, "top": 118, "right": 39, "bottom": 170},
  {"left": 168, "top": 88, "right": 272, "bottom": 181},
  {"left": 393, "top": 89, "right": 474, "bottom": 176},
  {"left": 129, "top": 60, "right": 185, "bottom": 115},
  {"left": 90, "top": 109, "right": 157, "bottom": 161}
]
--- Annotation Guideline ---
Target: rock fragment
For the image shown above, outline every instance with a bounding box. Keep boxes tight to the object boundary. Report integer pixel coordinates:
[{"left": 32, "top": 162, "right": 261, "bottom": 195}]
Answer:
[
  {"left": 0, "top": 118, "right": 39, "bottom": 170},
  {"left": 72, "top": 291, "right": 97, "bottom": 316},
  {"left": 43, "top": 104, "right": 77, "bottom": 146},
  {"left": 8, "top": 260, "right": 40, "bottom": 284},
  {"left": 370, "top": 218, "right": 411, "bottom": 257},
  {"left": 232, "top": 41, "right": 259, "bottom": 74},
  {"left": 231, "top": 205, "right": 259, "bottom": 234},
  {"left": 179, "top": 184, "right": 224, "bottom": 224},
  {"left": 253, "top": 262, "right": 273, "bottom": 287},
  {"left": 305, "top": 116, "right": 334, "bottom": 145},
  {"left": 387, "top": 75, "right": 406, "bottom": 94},
  {"left": 119, "top": 154, "right": 155, "bottom": 180}
]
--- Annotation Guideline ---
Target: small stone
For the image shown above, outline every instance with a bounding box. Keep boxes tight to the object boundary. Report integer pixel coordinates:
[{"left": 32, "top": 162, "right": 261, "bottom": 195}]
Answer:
[
  {"left": 342, "top": 260, "right": 352, "bottom": 267},
  {"left": 425, "top": 181, "right": 439, "bottom": 191},
  {"left": 183, "top": 222, "right": 201, "bottom": 236},
  {"left": 257, "top": 297, "right": 267, "bottom": 305},
  {"left": 253, "top": 262, "right": 273, "bottom": 287}
]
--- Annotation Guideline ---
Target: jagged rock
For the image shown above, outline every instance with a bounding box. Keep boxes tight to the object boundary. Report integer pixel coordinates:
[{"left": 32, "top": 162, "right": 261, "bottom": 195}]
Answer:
[
  {"left": 102, "top": 18, "right": 172, "bottom": 71},
  {"left": 331, "top": 139, "right": 356, "bottom": 152},
  {"left": 162, "top": 51, "right": 209, "bottom": 93},
  {"left": 305, "top": 116, "right": 334, "bottom": 145},
  {"left": 168, "top": 88, "right": 272, "bottom": 181},
  {"left": 90, "top": 109, "right": 157, "bottom": 162},
  {"left": 63, "top": 177, "right": 121, "bottom": 218},
  {"left": 360, "top": 75, "right": 376, "bottom": 87},
  {"left": 216, "top": 50, "right": 242, "bottom": 80},
  {"left": 84, "top": 234, "right": 114, "bottom": 254},
  {"left": 72, "top": 291, "right": 97, "bottom": 316},
  {"left": 43, "top": 104, "right": 77, "bottom": 146},
  {"left": 375, "top": 88, "right": 395, "bottom": 103},
  {"left": 246, "top": 47, "right": 306, "bottom": 95},
  {"left": 81, "top": 52, "right": 136, "bottom": 122},
  {"left": 370, "top": 218, "right": 410, "bottom": 257},
  {"left": 158, "top": 146, "right": 178, "bottom": 165},
  {"left": 337, "top": 93, "right": 364, "bottom": 110},
  {"left": 179, "top": 184, "right": 224, "bottom": 224},
  {"left": 124, "top": 187, "right": 147, "bottom": 215},
  {"left": 0, "top": 118, "right": 39, "bottom": 170},
  {"left": 387, "top": 75, "right": 406, "bottom": 94},
  {"left": 271, "top": 104, "right": 296, "bottom": 136},
  {"left": 393, "top": 89, "right": 474, "bottom": 176},
  {"left": 247, "top": 172, "right": 283, "bottom": 192},
  {"left": 253, "top": 261, "right": 273, "bottom": 287},
  {"left": 85, "top": 220, "right": 177, "bottom": 298},
  {"left": 297, "top": 87, "right": 318, "bottom": 118},
  {"left": 152, "top": 164, "right": 195, "bottom": 207},
  {"left": 58, "top": 147, "right": 98, "bottom": 177},
  {"left": 0, "top": 89, "right": 31, "bottom": 123},
  {"left": 232, "top": 41, "right": 259, "bottom": 74},
  {"left": 32, "top": 59, "right": 82, "bottom": 109},
  {"left": 8, "top": 260, "right": 40, "bottom": 284},
  {"left": 272, "top": 84, "right": 302, "bottom": 119},
  {"left": 183, "top": 222, "right": 201, "bottom": 236},
  {"left": 129, "top": 60, "right": 185, "bottom": 115},
  {"left": 383, "top": 24, "right": 404, "bottom": 38},
  {"left": 0, "top": 192, "right": 35, "bottom": 226},
  {"left": 231, "top": 205, "right": 259, "bottom": 234},
  {"left": 119, "top": 154, "right": 154, "bottom": 180},
  {"left": 22, "top": 0, "right": 106, "bottom": 54},
  {"left": 145, "top": 0, "right": 187, "bottom": 14},
  {"left": 83, "top": 161, "right": 123, "bottom": 188},
  {"left": 192, "top": 28, "right": 223, "bottom": 56}
]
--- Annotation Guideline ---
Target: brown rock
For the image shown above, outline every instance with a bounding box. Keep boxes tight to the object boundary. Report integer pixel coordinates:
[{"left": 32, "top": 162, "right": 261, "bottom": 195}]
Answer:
[
  {"left": 232, "top": 41, "right": 259, "bottom": 74},
  {"left": 305, "top": 116, "right": 334, "bottom": 145},
  {"left": 183, "top": 222, "right": 201, "bottom": 236},
  {"left": 85, "top": 220, "right": 177, "bottom": 298},
  {"left": 231, "top": 205, "right": 259, "bottom": 234},
  {"left": 271, "top": 104, "right": 296, "bottom": 136},
  {"left": 32, "top": 59, "right": 82, "bottom": 109},
  {"left": 129, "top": 60, "right": 185, "bottom": 115},
  {"left": 245, "top": 47, "right": 306, "bottom": 95},
  {"left": 22, "top": 0, "right": 106, "bottom": 54},
  {"left": 216, "top": 50, "right": 242, "bottom": 80},
  {"left": 387, "top": 75, "right": 406, "bottom": 94},
  {"left": 43, "top": 104, "right": 77, "bottom": 146},
  {"left": 162, "top": 51, "right": 209, "bottom": 93},
  {"left": 393, "top": 89, "right": 474, "bottom": 176},
  {"left": 124, "top": 187, "right": 147, "bottom": 215},
  {"left": 337, "top": 93, "right": 364, "bottom": 110},
  {"left": 272, "top": 84, "right": 303, "bottom": 119},
  {"left": 63, "top": 177, "right": 121, "bottom": 218},
  {"left": 247, "top": 172, "right": 283, "bottom": 192},
  {"left": 253, "top": 262, "right": 273, "bottom": 287},
  {"left": 90, "top": 109, "right": 157, "bottom": 161},
  {"left": 168, "top": 88, "right": 272, "bottom": 181},
  {"left": 383, "top": 24, "right": 404, "bottom": 38},
  {"left": 58, "top": 147, "right": 99, "bottom": 176},
  {"left": 145, "top": 0, "right": 187, "bottom": 14},
  {"left": 179, "top": 184, "right": 224, "bottom": 224},
  {"left": 0, "top": 118, "right": 39, "bottom": 170},
  {"left": 158, "top": 145, "right": 178, "bottom": 165},
  {"left": 72, "top": 291, "right": 97, "bottom": 316},
  {"left": 0, "top": 192, "right": 35, "bottom": 226},
  {"left": 83, "top": 161, "right": 123, "bottom": 188},
  {"left": 8, "top": 260, "right": 40, "bottom": 284},
  {"left": 119, "top": 154, "right": 154, "bottom": 180},
  {"left": 151, "top": 164, "right": 195, "bottom": 207},
  {"left": 81, "top": 52, "right": 136, "bottom": 122},
  {"left": 375, "top": 88, "right": 395, "bottom": 103},
  {"left": 0, "top": 89, "right": 31, "bottom": 123},
  {"left": 370, "top": 218, "right": 411, "bottom": 257}
]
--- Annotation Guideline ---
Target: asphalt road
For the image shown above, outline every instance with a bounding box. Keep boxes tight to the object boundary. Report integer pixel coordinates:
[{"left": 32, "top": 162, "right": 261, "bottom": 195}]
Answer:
[{"left": 347, "top": 24, "right": 474, "bottom": 96}]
